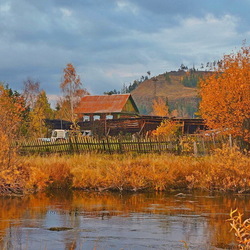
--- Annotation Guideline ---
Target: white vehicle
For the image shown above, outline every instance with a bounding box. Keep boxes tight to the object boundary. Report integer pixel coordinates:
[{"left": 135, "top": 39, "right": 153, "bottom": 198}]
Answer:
[{"left": 51, "top": 129, "right": 69, "bottom": 142}]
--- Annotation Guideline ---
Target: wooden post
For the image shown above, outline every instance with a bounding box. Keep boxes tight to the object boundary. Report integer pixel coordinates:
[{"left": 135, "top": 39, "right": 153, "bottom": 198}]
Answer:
[
  {"left": 102, "top": 139, "right": 106, "bottom": 153},
  {"left": 202, "top": 137, "right": 206, "bottom": 155},
  {"left": 85, "top": 137, "right": 91, "bottom": 152},
  {"left": 106, "top": 137, "right": 112, "bottom": 154},
  {"left": 193, "top": 141, "right": 198, "bottom": 156},
  {"left": 137, "top": 138, "right": 142, "bottom": 153},
  {"left": 149, "top": 137, "right": 153, "bottom": 151},
  {"left": 118, "top": 137, "right": 123, "bottom": 153},
  {"left": 74, "top": 136, "right": 79, "bottom": 153},
  {"left": 176, "top": 137, "right": 181, "bottom": 155},
  {"left": 69, "top": 137, "right": 74, "bottom": 153},
  {"left": 229, "top": 134, "right": 233, "bottom": 148},
  {"left": 212, "top": 133, "right": 216, "bottom": 148}
]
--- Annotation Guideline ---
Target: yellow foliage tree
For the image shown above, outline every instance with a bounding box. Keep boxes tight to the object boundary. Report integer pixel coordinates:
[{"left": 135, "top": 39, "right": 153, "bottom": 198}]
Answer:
[
  {"left": 152, "top": 119, "right": 181, "bottom": 138},
  {"left": 200, "top": 46, "right": 250, "bottom": 143},
  {"left": 55, "top": 98, "right": 73, "bottom": 121},
  {"left": 0, "top": 84, "right": 28, "bottom": 194},
  {"left": 29, "top": 90, "right": 54, "bottom": 138},
  {"left": 151, "top": 97, "right": 169, "bottom": 117},
  {"left": 59, "top": 63, "right": 89, "bottom": 125}
]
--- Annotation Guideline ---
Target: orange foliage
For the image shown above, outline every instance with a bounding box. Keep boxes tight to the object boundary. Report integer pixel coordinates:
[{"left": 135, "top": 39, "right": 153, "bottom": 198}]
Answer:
[
  {"left": 152, "top": 119, "right": 181, "bottom": 138},
  {"left": 228, "top": 209, "right": 250, "bottom": 249},
  {"left": 0, "top": 85, "right": 28, "bottom": 194},
  {"left": 200, "top": 45, "right": 250, "bottom": 142},
  {"left": 59, "top": 63, "right": 89, "bottom": 123},
  {"left": 0, "top": 85, "right": 25, "bottom": 139},
  {"left": 151, "top": 97, "right": 169, "bottom": 117}
]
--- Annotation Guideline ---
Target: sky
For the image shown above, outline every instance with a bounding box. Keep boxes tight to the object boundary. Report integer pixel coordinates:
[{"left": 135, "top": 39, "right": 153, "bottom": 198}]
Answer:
[{"left": 1, "top": 0, "right": 250, "bottom": 105}]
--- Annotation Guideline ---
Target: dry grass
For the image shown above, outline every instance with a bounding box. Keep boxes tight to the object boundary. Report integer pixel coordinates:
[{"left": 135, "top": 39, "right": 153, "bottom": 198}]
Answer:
[
  {"left": 19, "top": 145, "right": 250, "bottom": 193},
  {"left": 228, "top": 209, "right": 250, "bottom": 249}
]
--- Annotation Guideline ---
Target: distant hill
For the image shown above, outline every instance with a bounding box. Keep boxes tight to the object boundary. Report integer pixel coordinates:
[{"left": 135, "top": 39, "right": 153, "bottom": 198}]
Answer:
[{"left": 131, "top": 70, "right": 211, "bottom": 118}]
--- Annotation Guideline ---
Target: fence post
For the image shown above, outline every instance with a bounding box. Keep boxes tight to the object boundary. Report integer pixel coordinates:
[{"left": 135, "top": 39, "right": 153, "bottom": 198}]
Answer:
[
  {"left": 229, "top": 134, "right": 233, "bottom": 148},
  {"left": 118, "top": 137, "right": 123, "bottom": 153},
  {"left": 193, "top": 141, "right": 198, "bottom": 156},
  {"left": 137, "top": 137, "right": 142, "bottom": 153},
  {"left": 201, "top": 137, "right": 206, "bottom": 155},
  {"left": 69, "top": 137, "right": 74, "bottom": 153},
  {"left": 176, "top": 137, "right": 182, "bottom": 155},
  {"left": 102, "top": 139, "right": 106, "bottom": 153},
  {"left": 106, "top": 137, "right": 112, "bottom": 154},
  {"left": 85, "top": 137, "right": 91, "bottom": 152},
  {"left": 149, "top": 138, "right": 153, "bottom": 151},
  {"left": 212, "top": 133, "right": 216, "bottom": 147},
  {"left": 74, "top": 136, "right": 79, "bottom": 153}
]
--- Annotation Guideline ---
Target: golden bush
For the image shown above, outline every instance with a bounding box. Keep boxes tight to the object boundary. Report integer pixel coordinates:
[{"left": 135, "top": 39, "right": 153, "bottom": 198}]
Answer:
[{"left": 228, "top": 209, "right": 250, "bottom": 249}]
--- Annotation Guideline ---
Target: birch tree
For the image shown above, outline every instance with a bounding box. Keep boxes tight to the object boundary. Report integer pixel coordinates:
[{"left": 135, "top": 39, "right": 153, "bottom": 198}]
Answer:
[{"left": 59, "top": 63, "right": 89, "bottom": 125}]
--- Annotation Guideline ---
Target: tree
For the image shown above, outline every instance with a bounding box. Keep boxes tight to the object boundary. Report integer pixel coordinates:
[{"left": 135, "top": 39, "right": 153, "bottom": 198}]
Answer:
[
  {"left": 55, "top": 98, "right": 71, "bottom": 121},
  {"left": 182, "top": 69, "right": 201, "bottom": 88},
  {"left": 103, "top": 89, "right": 120, "bottom": 95},
  {"left": 30, "top": 90, "right": 54, "bottom": 137},
  {"left": 152, "top": 119, "right": 181, "bottom": 138},
  {"left": 0, "top": 84, "right": 25, "bottom": 141},
  {"left": 164, "top": 72, "right": 172, "bottom": 83},
  {"left": 0, "top": 84, "right": 29, "bottom": 194},
  {"left": 151, "top": 97, "right": 169, "bottom": 117},
  {"left": 60, "top": 63, "right": 89, "bottom": 124},
  {"left": 200, "top": 45, "right": 250, "bottom": 143},
  {"left": 179, "top": 64, "right": 188, "bottom": 71},
  {"left": 22, "top": 78, "right": 40, "bottom": 110}
]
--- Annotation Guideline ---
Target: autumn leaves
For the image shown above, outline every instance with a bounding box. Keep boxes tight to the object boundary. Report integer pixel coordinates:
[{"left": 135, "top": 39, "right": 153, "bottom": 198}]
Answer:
[
  {"left": 151, "top": 46, "right": 250, "bottom": 144},
  {"left": 200, "top": 46, "right": 250, "bottom": 143}
]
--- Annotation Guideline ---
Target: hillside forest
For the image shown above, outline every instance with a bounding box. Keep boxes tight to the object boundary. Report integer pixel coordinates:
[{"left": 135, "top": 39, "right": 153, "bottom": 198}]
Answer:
[{"left": 106, "top": 66, "right": 213, "bottom": 118}]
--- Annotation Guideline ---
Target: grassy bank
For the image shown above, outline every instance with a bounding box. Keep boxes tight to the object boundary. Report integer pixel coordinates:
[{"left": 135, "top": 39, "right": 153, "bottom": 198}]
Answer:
[{"left": 15, "top": 146, "right": 248, "bottom": 194}]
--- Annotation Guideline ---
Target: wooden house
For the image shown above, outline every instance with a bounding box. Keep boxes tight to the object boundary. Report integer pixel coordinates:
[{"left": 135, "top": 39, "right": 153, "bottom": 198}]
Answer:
[
  {"left": 75, "top": 94, "right": 139, "bottom": 122},
  {"left": 75, "top": 94, "right": 140, "bottom": 135}
]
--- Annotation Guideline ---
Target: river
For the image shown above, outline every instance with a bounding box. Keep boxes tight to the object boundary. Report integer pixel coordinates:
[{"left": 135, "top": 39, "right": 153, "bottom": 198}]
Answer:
[{"left": 0, "top": 190, "right": 249, "bottom": 249}]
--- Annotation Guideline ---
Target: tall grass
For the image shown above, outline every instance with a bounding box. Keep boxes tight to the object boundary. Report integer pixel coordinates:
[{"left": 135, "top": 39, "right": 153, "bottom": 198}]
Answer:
[
  {"left": 20, "top": 145, "right": 250, "bottom": 193},
  {"left": 228, "top": 209, "right": 250, "bottom": 249}
]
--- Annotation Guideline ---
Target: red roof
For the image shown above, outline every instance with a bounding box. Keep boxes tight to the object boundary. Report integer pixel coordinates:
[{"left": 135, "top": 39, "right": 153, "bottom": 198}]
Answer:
[{"left": 75, "top": 94, "right": 135, "bottom": 114}]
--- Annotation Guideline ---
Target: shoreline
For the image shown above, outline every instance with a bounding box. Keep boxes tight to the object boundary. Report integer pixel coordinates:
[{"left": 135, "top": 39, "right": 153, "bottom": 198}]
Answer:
[{"left": 1, "top": 146, "right": 247, "bottom": 195}]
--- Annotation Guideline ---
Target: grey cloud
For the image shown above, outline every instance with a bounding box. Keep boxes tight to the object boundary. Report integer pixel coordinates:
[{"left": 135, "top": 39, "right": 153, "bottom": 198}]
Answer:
[{"left": 1, "top": 0, "right": 250, "bottom": 98}]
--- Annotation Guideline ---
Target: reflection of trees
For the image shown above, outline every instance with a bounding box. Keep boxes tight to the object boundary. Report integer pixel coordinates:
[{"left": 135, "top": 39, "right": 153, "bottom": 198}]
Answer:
[
  {"left": 0, "top": 191, "right": 249, "bottom": 249},
  {"left": 0, "top": 195, "right": 48, "bottom": 249}
]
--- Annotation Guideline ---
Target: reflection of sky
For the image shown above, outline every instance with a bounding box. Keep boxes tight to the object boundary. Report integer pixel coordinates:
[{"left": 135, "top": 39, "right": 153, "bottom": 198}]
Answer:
[
  {"left": 0, "top": 191, "right": 243, "bottom": 249},
  {"left": 5, "top": 208, "right": 210, "bottom": 249}
]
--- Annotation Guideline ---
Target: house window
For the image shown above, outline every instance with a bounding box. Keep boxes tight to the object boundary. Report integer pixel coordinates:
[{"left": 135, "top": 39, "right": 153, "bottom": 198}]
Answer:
[
  {"left": 106, "top": 115, "right": 113, "bottom": 120},
  {"left": 93, "top": 115, "right": 100, "bottom": 121},
  {"left": 83, "top": 115, "right": 90, "bottom": 121}
]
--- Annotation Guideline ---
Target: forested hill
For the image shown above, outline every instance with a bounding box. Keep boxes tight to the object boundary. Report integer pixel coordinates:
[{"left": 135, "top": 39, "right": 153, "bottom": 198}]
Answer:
[{"left": 131, "top": 70, "right": 211, "bottom": 118}]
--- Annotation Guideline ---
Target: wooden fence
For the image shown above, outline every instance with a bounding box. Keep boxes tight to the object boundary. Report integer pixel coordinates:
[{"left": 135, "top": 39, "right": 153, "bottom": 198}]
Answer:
[{"left": 17, "top": 134, "right": 235, "bottom": 155}]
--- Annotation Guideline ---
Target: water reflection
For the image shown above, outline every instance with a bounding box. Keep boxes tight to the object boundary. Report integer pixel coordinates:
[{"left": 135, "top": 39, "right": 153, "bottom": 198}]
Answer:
[{"left": 0, "top": 191, "right": 249, "bottom": 249}]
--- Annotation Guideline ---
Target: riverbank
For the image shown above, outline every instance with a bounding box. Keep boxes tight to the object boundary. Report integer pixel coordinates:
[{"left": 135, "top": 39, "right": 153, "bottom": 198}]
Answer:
[
  {"left": 15, "top": 146, "right": 248, "bottom": 194},
  {"left": 0, "top": 145, "right": 249, "bottom": 195}
]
